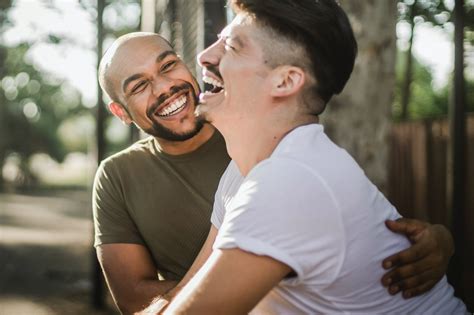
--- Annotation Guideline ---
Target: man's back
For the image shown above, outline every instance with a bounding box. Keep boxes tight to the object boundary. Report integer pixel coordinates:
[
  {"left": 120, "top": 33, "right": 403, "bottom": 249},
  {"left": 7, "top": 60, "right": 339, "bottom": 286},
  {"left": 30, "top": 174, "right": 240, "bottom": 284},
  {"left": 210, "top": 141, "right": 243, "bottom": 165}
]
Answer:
[{"left": 213, "top": 124, "right": 465, "bottom": 314}]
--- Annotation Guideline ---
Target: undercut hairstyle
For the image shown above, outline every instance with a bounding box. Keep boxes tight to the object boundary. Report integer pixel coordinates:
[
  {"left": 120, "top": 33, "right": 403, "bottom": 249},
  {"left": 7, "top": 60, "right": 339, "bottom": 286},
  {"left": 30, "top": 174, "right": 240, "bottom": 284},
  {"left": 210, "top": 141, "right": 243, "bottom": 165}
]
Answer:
[{"left": 230, "top": 0, "right": 358, "bottom": 113}]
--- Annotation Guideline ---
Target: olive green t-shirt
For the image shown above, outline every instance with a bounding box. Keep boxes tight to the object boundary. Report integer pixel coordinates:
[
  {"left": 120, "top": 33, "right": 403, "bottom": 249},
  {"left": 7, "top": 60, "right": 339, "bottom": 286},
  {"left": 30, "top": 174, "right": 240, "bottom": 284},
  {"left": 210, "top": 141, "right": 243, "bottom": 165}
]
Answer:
[{"left": 93, "top": 130, "right": 230, "bottom": 280}]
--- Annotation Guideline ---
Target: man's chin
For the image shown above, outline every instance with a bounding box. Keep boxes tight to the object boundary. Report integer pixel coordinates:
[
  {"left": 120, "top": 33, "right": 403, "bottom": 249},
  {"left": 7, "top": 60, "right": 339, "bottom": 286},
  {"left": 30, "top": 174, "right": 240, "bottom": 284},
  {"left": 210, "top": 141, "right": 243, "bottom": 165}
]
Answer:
[
  {"left": 144, "top": 120, "right": 204, "bottom": 142},
  {"left": 194, "top": 103, "right": 214, "bottom": 125}
]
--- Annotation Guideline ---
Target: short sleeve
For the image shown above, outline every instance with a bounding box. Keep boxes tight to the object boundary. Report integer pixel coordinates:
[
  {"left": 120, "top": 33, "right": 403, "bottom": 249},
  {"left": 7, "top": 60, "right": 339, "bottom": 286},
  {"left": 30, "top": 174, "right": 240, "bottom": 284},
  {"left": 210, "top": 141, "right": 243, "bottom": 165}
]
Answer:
[
  {"left": 210, "top": 180, "right": 225, "bottom": 229},
  {"left": 210, "top": 161, "right": 242, "bottom": 229},
  {"left": 213, "top": 158, "right": 345, "bottom": 287},
  {"left": 92, "top": 160, "right": 144, "bottom": 247}
]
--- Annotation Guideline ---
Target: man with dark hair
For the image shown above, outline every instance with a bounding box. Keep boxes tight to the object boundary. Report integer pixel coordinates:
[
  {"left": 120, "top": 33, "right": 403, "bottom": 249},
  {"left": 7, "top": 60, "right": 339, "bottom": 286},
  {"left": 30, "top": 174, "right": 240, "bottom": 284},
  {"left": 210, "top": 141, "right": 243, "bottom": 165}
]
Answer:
[
  {"left": 161, "top": 0, "right": 467, "bottom": 313},
  {"left": 94, "top": 32, "right": 454, "bottom": 314}
]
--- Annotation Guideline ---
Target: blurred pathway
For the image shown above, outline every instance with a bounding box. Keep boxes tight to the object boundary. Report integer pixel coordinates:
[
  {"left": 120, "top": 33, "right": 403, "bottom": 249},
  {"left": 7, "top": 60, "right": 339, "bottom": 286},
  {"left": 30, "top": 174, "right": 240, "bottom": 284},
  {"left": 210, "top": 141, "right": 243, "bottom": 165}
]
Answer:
[{"left": 0, "top": 190, "right": 117, "bottom": 315}]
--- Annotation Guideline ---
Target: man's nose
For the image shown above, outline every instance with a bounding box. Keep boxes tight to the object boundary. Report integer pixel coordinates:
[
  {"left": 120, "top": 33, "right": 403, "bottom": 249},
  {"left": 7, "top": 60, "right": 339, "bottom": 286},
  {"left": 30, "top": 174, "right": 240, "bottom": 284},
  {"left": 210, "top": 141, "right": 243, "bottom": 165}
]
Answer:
[
  {"left": 197, "top": 40, "right": 222, "bottom": 68},
  {"left": 151, "top": 76, "right": 174, "bottom": 97}
]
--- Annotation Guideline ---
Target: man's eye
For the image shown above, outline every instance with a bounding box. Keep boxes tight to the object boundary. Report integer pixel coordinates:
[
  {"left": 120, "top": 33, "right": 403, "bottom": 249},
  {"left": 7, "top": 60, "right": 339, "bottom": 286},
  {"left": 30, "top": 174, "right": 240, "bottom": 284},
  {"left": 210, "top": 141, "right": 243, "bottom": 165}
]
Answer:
[
  {"left": 132, "top": 81, "right": 147, "bottom": 94},
  {"left": 224, "top": 42, "right": 235, "bottom": 51},
  {"left": 161, "top": 60, "right": 177, "bottom": 72}
]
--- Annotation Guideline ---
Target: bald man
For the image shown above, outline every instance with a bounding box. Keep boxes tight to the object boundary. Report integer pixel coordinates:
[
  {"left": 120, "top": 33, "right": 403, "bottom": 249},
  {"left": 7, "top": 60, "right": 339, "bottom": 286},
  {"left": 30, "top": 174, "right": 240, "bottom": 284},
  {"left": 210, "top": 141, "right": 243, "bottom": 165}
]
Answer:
[{"left": 93, "top": 32, "right": 454, "bottom": 314}]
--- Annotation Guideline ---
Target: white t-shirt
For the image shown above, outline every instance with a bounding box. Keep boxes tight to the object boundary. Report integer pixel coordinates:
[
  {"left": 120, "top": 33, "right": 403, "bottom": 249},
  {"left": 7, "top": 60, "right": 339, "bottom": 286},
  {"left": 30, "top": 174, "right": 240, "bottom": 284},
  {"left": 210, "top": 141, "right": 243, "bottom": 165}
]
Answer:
[{"left": 211, "top": 124, "right": 466, "bottom": 314}]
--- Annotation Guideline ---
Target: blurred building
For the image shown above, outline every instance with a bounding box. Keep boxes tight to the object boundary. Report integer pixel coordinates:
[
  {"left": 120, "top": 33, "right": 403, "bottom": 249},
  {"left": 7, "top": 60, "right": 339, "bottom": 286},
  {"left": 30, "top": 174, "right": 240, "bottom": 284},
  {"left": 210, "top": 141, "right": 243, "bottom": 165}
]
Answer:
[{"left": 141, "top": 0, "right": 228, "bottom": 85}]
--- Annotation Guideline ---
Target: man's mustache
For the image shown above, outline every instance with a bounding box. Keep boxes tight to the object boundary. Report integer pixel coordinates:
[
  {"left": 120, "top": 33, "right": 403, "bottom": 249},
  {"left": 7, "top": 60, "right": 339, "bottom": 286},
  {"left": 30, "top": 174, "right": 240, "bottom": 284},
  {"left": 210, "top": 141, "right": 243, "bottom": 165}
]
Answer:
[
  {"left": 206, "top": 65, "right": 223, "bottom": 82},
  {"left": 147, "top": 83, "right": 193, "bottom": 117}
]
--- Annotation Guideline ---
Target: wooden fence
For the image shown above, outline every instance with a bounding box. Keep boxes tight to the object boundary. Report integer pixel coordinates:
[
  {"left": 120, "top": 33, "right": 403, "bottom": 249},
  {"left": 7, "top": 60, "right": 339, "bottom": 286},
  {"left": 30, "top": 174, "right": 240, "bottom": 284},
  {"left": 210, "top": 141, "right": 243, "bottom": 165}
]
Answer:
[{"left": 388, "top": 113, "right": 474, "bottom": 309}]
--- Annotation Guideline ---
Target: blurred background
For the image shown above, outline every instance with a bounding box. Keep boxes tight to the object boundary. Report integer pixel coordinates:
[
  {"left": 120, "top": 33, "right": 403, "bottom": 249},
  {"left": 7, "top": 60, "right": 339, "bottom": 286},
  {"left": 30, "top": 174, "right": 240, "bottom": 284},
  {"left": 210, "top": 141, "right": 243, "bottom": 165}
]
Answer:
[{"left": 0, "top": 0, "right": 473, "bottom": 314}]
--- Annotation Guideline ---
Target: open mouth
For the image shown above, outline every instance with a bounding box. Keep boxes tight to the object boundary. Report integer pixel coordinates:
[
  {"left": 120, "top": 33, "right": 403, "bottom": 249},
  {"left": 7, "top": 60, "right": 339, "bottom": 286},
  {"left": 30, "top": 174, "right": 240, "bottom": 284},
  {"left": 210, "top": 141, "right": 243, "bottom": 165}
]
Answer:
[
  {"left": 203, "top": 75, "right": 224, "bottom": 95},
  {"left": 156, "top": 94, "right": 188, "bottom": 117}
]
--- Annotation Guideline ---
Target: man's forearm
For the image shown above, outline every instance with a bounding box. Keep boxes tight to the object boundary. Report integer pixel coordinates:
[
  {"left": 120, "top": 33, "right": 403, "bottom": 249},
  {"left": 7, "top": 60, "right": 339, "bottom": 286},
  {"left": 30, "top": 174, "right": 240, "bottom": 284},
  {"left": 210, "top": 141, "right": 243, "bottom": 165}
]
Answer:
[
  {"left": 139, "top": 227, "right": 219, "bottom": 314},
  {"left": 108, "top": 278, "right": 177, "bottom": 315},
  {"left": 137, "top": 262, "right": 204, "bottom": 314},
  {"left": 164, "top": 249, "right": 290, "bottom": 315}
]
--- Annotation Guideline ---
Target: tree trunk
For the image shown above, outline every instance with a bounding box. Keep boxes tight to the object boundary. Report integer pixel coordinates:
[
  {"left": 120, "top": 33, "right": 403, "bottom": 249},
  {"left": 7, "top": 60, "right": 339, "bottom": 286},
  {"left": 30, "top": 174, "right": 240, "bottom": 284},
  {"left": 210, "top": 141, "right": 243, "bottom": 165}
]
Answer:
[
  {"left": 449, "top": 0, "right": 470, "bottom": 306},
  {"left": 321, "top": 0, "right": 398, "bottom": 193},
  {"left": 0, "top": 45, "right": 7, "bottom": 192},
  {"left": 401, "top": 1, "right": 418, "bottom": 120},
  {"left": 92, "top": 0, "right": 106, "bottom": 309},
  {"left": 0, "top": 151, "right": 5, "bottom": 192}
]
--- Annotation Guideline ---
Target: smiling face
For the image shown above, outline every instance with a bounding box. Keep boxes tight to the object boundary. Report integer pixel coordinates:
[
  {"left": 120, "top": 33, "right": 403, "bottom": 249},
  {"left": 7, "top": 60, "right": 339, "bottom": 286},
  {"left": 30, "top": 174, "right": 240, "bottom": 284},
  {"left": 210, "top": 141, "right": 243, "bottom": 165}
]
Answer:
[
  {"left": 104, "top": 34, "right": 203, "bottom": 141},
  {"left": 196, "top": 14, "right": 273, "bottom": 132}
]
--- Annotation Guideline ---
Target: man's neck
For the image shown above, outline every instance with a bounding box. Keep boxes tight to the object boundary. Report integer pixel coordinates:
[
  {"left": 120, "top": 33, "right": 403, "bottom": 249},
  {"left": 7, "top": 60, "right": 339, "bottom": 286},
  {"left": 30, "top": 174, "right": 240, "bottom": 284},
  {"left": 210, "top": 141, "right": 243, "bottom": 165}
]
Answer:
[
  {"left": 155, "top": 123, "right": 216, "bottom": 155},
  {"left": 225, "top": 115, "right": 319, "bottom": 177}
]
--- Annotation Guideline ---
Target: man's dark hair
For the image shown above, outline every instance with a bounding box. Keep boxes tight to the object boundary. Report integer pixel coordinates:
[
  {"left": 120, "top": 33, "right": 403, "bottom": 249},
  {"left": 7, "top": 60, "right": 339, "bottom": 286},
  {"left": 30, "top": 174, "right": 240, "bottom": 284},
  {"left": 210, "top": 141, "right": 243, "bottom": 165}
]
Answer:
[{"left": 230, "top": 0, "right": 357, "bottom": 109}]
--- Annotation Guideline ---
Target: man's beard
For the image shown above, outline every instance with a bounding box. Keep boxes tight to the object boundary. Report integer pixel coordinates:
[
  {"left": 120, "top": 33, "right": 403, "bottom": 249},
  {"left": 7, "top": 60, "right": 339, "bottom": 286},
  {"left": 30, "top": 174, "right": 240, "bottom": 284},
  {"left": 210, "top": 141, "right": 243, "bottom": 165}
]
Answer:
[
  {"left": 194, "top": 103, "right": 212, "bottom": 125},
  {"left": 144, "top": 82, "right": 204, "bottom": 141}
]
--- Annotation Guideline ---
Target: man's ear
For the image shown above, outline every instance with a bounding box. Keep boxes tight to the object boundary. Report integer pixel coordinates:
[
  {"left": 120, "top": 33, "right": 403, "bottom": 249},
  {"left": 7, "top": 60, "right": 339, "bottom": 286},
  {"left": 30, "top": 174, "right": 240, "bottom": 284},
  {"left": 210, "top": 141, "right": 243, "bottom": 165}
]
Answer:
[
  {"left": 270, "top": 66, "right": 305, "bottom": 98},
  {"left": 108, "top": 101, "right": 132, "bottom": 125}
]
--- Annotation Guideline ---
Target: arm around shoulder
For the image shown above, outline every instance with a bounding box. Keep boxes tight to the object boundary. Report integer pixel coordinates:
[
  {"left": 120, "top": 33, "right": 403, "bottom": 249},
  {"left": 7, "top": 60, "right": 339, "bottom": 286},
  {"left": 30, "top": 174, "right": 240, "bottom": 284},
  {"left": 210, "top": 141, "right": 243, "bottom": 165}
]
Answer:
[{"left": 381, "top": 218, "right": 454, "bottom": 298}]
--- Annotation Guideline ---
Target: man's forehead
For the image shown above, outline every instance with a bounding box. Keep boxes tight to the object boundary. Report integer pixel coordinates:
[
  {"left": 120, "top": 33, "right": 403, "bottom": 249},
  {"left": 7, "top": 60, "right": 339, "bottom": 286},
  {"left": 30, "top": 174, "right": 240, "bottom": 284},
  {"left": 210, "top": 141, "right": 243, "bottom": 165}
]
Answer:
[
  {"left": 118, "top": 36, "right": 171, "bottom": 59},
  {"left": 220, "top": 13, "right": 254, "bottom": 36},
  {"left": 110, "top": 39, "right": 172, "bottom": 75},
  {"left": 120, "top": 49, "right": 178, "bottom": 93},
  {"left": 105, "top": 37, "right": 174, "bottom": 94}
]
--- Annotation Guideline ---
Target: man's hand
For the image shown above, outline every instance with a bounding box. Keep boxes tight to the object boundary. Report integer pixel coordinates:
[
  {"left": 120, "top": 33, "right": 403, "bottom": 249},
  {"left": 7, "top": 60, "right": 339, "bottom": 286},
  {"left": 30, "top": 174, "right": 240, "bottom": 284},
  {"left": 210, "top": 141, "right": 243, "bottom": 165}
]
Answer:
[{"left": 381, "top": 218, "right": 454, "bottom": 299}]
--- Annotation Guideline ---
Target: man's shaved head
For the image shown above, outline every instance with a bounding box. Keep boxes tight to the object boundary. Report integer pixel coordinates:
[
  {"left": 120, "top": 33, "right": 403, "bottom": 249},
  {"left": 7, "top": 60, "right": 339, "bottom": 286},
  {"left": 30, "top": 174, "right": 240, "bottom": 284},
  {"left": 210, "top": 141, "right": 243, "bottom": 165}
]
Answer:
[
  {"left": 97, "top": 32, "right": 203, "bottom": 142},
  {"left": 98, "top": 32, "right": 172, "bottom": 105}
]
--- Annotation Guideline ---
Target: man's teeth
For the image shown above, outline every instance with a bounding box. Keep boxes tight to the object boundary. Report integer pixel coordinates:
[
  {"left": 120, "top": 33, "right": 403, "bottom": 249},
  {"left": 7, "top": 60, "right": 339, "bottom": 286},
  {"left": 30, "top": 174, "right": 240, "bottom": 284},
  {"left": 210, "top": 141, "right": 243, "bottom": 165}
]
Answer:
[
  {"left": 203, "top": 76, "right": 223, "bottom": 88},
  {"left": 157, "top": 95, "right": 187, "bottom": 117}
]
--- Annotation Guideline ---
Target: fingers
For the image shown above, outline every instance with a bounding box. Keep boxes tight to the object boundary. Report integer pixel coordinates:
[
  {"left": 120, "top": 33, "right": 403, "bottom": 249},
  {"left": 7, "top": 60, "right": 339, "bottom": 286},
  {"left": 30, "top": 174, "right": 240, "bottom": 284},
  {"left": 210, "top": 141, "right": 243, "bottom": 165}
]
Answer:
[
  {"left": 382, "top": 239, "right": 430, "bottom": 270},
  {"left": 385, "top": 218, "right": 428, "bottom": 237},
  {"left": 385, "top": 269, "right": 438, "bottom": 298},
  {"left": 382, "top": 219, "right": 451, "bottom": 299},
  {"left": 381, "top": 257, "right": 432, "bottom": 288},
  {"left": 401, "top": 280, "right": 438, "bottom": 299}
]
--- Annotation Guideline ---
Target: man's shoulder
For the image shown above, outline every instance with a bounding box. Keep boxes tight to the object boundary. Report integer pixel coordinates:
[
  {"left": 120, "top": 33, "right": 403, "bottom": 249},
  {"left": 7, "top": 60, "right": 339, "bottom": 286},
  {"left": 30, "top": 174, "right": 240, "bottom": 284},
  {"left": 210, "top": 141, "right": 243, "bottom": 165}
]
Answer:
[
  {"left": 93, "top": 137, "right": 156, "bottom": 194},
  {"left": 222, "top": 160, "right": 239, "bottom": 177},
  {"left": 101, "top": 137, "right": 155, "bottom": 168},
  {"left": 219, "top": 161, "right": 242, "bottom": 188}
]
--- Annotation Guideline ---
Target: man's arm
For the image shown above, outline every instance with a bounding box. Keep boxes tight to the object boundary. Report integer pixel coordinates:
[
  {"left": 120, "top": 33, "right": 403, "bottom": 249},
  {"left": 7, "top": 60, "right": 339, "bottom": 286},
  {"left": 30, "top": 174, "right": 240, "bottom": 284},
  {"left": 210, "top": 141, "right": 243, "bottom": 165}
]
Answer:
[
  {"left": 139, "top": 226, "right": 218, "bottom": 314},
  {"left": 381, "top": 218, "right": 454, "bottom": 298},
  {"left": 168, "top": 225, "right": 218, "bottom": 296},
  {"left": 164, "top": 248, "right": 291, "bottom": 315},
  {"left": 96, "top": 244, "right": 177, "bottom": 315}
]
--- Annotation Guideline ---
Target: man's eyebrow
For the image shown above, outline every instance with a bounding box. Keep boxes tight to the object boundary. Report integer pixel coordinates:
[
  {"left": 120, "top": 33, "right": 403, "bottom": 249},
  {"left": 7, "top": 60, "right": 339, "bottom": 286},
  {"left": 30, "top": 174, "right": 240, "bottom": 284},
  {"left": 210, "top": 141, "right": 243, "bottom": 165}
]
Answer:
[
  {"left": 122, "top": 50, "right": 178, "bottom": 93},
  {"left": 122, "top": 73, "right": 144, "bottom": 94},
  {"left": 156, "top": 50, "right": 177, "bottom": 63},
  {"left": 218, "top": 33, "right": 244, "bottom": 48}
]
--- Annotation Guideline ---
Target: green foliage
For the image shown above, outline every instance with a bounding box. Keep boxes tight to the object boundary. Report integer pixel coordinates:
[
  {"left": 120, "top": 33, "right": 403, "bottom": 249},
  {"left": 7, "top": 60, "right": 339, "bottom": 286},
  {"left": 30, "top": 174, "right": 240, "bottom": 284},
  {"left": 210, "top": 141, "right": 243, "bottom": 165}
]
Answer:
[
  {"left": 0, "top": 42, "right": 90, "bottom": 184},
  {"left": 393, "top": 51, "right": 474, "bottom": 120},
  {"left": 466, "top": 79, "right": 474, "bottom": 112},
  {"left": 83, "top": 0, "right": 142, "bottom": 158},
  {"left": 394, "top": 52, "right": 444, "bottom": 120},
  {"left": 398, "top": 0, "right": 451, "bottom": 26},
  {"left": 395, "top": 0, "right": 474, "bottom": 121},
  {"left": 0, "top": 0, "right": 142, "bottom": 189}
]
